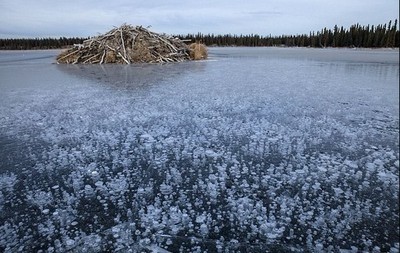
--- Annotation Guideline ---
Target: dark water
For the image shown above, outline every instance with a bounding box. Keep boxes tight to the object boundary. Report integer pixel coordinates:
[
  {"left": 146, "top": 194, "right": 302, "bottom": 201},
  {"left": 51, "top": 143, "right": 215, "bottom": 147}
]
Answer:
[{"left": 0, "top": 48, "right": 399, "bottom": 252}]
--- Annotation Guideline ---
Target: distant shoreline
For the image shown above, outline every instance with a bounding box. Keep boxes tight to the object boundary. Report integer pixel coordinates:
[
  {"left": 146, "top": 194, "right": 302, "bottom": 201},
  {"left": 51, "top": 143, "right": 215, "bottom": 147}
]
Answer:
[
  {"left": 1, "top": 20, "right": 399, "bottom": 50},
  {"left": 207, "top": 45, "right": 400, "bottom": 51},
  {"left": 1, "top": 46, "right": 398, "bottom": 51}
]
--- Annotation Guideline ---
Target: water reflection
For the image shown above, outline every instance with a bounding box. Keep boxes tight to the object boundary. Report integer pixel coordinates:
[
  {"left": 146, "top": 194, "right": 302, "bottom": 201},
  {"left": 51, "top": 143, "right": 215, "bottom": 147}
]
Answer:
[
  {"left": 209, "top": 47, "right": 399, "bottom": 65},
  {"left": 335, "top": 62, "right": 399, "bottom": 82},
  {"left": 56, "top": 61, "right": 207, "bottom": 91}
]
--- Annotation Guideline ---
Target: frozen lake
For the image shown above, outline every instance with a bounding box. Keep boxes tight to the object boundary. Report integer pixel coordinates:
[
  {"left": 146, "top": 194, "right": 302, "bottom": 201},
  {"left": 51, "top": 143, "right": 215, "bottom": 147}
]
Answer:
[{"left": 0, "top": 47, "right": 399, "bottom": 252}]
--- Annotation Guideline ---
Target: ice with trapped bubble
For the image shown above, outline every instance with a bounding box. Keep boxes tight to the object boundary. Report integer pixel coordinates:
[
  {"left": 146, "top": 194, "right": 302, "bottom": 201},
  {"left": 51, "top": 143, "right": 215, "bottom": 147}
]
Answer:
[{"left": 0, "top": 48, "right": 399, "bottom": 252}]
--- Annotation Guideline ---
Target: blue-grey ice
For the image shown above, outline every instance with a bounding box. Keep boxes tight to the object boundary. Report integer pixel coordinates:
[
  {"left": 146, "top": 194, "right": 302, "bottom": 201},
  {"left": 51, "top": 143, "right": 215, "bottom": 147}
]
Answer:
[{"left": 0, "top": 47, "right": 399, "bottom": 252}]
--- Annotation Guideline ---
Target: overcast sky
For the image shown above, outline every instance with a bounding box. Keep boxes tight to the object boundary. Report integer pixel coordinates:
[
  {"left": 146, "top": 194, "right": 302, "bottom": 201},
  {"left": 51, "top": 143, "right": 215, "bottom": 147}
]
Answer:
[{"left": 0, "top": 0, "right": 398, "bottom": 38}]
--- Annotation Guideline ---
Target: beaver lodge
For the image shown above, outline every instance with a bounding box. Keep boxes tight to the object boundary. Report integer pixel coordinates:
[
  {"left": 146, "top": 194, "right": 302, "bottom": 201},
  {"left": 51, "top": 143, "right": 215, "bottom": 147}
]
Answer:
[{"left": 56, "top": 24, "right": 207, "bottom": 64}]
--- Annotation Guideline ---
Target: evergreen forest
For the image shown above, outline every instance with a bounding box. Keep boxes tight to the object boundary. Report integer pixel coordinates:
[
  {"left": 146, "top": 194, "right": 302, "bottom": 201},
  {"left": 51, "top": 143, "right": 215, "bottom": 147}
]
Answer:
[
  {"left": 0, "top": 20, "right": 398, "bottom": 50},
  {"left": 181, "top": 20, "right": 399, "bottom": 48},
  {"left": 0, "top": 37, "right": 88, "bottom": 50}
]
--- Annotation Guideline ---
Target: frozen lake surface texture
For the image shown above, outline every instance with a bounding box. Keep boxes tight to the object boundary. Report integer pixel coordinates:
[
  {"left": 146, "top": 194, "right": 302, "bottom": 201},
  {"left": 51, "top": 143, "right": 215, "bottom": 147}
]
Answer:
[{"left": 0, "top": 48, "right": 399, "bottom": 252}]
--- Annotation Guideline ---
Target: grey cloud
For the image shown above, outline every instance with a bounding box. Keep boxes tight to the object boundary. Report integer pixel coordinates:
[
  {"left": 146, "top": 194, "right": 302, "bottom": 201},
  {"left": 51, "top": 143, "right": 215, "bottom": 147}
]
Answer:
[{"left": 0, "top": 0, "right": 398, "bottom": 38}]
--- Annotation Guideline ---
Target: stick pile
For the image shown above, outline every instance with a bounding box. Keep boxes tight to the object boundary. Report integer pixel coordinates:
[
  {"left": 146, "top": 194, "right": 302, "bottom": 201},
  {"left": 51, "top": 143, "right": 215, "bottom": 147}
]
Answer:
[{"left": 57, "top": 24, "right": 205, "bottom": 64}]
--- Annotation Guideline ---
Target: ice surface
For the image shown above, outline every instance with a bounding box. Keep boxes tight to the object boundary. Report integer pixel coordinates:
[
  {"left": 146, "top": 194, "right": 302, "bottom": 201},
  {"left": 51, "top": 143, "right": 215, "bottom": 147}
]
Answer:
[{"left": 0, "top": 48, "right": 399, "bottom": 252}]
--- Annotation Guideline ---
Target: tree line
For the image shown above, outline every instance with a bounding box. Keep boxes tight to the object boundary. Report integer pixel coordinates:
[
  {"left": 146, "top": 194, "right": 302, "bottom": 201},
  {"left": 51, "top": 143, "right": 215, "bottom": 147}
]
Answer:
[
  {"left": 0, "top": 37, "right": 87, "bottom": 50},
  {"left": 180, "top": 20, "right": 399, "bottom": 48},
  {"left": 0, "top": 20, "right": 398, "bottom": 50}
]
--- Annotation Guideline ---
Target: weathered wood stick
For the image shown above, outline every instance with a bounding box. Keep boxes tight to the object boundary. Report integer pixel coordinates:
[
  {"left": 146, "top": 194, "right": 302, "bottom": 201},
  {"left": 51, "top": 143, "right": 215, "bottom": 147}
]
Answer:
[
  {"left": 156, "top": 36, "right": 177, "bottom": 52},
  {"left": 106, "top": 45, "right": 117, "bottom": 51},
  {"left": 120, "top": 29, "right": 127, "bottom": 59},
  {"left": 100, "top": 50, "right": 106, "bottom": 64},
  {"left": 81, "top": 52, "right": 99, "bottom": 64},
  {"left": 131, "top": 32, "right": 138, "bottom": 49},
  {"left": 57, "top": 49, "right": 80, "bottom": 61},
  {"left": 118, "top": 52, "right": 130, "bottom": 64}
]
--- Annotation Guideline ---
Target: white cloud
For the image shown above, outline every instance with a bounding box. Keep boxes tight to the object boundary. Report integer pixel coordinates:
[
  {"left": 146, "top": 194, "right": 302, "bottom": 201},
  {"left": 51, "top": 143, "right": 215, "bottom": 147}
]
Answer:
[{"left": 0, "top": 0, "right": 398, "bottom": 38}]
